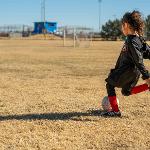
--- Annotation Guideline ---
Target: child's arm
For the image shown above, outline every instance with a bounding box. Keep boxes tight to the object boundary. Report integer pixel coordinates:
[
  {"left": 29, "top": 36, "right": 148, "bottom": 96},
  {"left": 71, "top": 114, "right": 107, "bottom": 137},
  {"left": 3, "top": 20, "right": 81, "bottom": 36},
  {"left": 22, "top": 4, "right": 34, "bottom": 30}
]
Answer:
[{"left": 128, "top": 38, "right": 150, "bottom": 80}]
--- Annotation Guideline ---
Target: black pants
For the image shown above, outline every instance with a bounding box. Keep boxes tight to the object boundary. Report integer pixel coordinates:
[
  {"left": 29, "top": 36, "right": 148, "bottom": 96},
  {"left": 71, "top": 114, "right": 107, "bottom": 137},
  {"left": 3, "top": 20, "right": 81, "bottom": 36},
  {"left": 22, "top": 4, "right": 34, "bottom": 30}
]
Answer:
[
  {"left": 106, "top": 67, "right": 140, "bottom": 97},
  {"left": 106, "top": 77, "right": 139, "bottom": 97},
  {"left": 106, "top": 83, "right": 116, "bottom": 96}
]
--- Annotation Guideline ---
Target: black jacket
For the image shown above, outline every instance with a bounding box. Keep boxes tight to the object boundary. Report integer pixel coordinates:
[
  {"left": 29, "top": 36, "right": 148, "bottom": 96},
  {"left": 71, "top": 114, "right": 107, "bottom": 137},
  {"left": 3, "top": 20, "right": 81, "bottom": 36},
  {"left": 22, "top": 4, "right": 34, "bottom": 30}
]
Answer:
[{"left": 105, "top": 35, "right": 150, "bottom": 87}]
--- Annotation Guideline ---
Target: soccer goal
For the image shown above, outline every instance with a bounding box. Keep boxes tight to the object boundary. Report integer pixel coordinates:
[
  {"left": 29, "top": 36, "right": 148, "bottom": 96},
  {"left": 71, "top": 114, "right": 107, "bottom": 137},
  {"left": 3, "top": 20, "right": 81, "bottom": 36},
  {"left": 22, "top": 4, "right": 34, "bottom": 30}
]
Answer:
[{"left": 59, "top": 26, "right": 94, "bottom": 48}]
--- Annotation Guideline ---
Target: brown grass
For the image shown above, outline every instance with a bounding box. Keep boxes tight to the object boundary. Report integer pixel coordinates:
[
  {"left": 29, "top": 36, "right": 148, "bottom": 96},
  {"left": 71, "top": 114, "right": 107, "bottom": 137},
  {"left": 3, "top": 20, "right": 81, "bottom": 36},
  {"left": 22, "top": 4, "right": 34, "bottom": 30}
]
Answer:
[{"left": 0, "top": 39, "right": 149, "bottom": 150}]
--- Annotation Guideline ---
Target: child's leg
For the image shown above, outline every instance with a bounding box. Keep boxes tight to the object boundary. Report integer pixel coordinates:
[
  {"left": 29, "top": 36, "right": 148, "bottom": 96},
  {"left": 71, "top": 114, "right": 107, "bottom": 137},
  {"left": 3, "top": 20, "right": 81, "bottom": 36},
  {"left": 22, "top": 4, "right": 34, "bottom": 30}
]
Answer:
[
  {"left": 131, "top": 83, "right": 150, "bottom": 95},
  {"left": 106, "top": 83, "right": 119, "bottom": 112},
  {"left": 121, "top": 73, "right": 149, "bottom": 96}
]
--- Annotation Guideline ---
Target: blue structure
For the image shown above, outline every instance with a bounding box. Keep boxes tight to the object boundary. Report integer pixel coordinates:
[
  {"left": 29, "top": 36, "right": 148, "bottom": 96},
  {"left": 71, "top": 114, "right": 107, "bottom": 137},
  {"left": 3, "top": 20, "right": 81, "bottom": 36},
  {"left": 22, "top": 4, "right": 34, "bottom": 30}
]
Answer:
[{"left": 33, "top": 22, "right": 57, "bottom": 34}]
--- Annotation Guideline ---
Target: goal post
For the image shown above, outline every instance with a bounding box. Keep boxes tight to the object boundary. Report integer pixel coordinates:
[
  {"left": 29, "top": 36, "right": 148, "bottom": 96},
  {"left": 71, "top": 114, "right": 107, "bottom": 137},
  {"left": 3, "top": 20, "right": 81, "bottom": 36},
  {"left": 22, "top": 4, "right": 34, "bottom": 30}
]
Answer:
[{"left": 61, "top": 26, "right": 94, "bottom": 48}]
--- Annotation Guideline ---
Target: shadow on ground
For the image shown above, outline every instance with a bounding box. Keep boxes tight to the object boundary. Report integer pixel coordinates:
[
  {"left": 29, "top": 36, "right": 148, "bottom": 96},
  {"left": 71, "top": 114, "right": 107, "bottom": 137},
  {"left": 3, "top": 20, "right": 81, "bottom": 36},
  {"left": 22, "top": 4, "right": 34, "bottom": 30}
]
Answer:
[{"left": 0, "top": 109, "right": 105, "bottom": 122}]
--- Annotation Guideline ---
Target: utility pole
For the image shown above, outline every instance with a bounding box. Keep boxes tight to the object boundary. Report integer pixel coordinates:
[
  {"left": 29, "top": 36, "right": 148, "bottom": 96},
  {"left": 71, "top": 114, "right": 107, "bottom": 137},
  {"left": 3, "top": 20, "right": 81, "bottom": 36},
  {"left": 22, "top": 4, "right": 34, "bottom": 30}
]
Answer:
[
  {"left": 41, "top": 0, "right": 46, "bottom": 37},
  {"left": 98, "top": 0, "right": 102, "bottom": 33},
  {"left": 41, "top": 0, "right": 46, "bottom": 23}
]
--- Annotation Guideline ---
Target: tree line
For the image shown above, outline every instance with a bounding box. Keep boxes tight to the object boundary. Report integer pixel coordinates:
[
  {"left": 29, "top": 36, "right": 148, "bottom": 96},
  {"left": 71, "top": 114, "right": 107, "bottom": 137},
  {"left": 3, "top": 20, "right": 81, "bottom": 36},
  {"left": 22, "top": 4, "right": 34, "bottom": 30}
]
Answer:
[{"left": 100, "top": 15, "right": 150, "bottom": 40}]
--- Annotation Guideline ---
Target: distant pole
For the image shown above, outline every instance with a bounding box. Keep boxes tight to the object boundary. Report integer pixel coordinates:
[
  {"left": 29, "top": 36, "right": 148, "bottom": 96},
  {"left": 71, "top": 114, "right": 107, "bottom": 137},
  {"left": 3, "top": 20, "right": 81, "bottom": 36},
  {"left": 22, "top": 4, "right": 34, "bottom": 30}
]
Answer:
[
  {"left": 73, "top": 28, "right": 76, "bottom": 48},
  {"left": 98, "top": 0, "right": 102, "bottom": 33},
  {"left": 41, "top": 0, "right": 46, "bottom": 37},
  {"left": 63, "top": 29, "right": 66, "bottom": 47},
  {"left": 41, "top": 0, "right": 43, "bottom": 22},
  {"left": 43, "top": 0, "right": 46, "bottom": 23},
  {"left": 41, "top": 0, "right": 46, "bottom": 22}
]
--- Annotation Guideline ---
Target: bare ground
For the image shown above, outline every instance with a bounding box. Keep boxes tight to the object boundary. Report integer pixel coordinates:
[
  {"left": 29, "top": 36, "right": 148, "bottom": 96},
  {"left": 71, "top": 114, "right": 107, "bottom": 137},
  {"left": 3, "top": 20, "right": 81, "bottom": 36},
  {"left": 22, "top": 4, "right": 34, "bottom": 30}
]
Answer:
[{"left": 0, "top": 40, "right": 149, "bottom": 150}]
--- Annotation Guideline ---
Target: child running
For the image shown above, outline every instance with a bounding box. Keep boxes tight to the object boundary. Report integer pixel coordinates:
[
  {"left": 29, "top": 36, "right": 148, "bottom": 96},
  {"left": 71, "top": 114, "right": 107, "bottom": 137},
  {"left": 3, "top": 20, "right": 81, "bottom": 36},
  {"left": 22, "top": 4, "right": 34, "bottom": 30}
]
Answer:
[{"left": 103, "top": 10, "right": 150, "bottom": 117}]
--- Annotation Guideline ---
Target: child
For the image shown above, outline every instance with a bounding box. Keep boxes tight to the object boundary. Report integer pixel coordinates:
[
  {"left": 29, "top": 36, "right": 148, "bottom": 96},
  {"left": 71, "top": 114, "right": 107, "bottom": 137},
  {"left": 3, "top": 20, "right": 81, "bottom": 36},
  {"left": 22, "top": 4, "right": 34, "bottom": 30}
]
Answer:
[{"left": 103, "top": 10, "right": 150, "bottom": 117}]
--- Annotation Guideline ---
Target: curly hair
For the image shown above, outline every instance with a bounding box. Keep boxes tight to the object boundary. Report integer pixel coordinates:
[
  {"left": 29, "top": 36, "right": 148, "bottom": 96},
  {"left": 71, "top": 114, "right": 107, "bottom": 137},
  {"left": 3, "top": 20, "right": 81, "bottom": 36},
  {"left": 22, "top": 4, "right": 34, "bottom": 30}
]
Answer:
[{"left": 122, "top": 11, "right": 145, "bottom": 35}]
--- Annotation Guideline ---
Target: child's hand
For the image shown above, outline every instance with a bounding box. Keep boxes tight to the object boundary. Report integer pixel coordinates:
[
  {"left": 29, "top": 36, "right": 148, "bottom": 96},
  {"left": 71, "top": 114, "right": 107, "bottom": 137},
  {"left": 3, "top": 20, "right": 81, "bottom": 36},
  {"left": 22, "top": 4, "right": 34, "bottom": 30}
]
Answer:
[{"left": 145, "top": 78, "right": 150, "bottom": 87}]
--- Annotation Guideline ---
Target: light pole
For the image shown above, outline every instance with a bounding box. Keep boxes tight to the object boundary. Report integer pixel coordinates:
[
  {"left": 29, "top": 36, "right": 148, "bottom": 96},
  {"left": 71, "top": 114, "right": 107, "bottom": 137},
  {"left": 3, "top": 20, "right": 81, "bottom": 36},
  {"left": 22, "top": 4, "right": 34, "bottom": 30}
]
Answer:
[
  {"left": 41, "top": 0, "right": 46, "bottom": 36},
  {"left": 98, "top": 0, "right": 102, "bottom": 33},
  {"left": 41, "top": 0, "right": 46, "bottom": 23}
]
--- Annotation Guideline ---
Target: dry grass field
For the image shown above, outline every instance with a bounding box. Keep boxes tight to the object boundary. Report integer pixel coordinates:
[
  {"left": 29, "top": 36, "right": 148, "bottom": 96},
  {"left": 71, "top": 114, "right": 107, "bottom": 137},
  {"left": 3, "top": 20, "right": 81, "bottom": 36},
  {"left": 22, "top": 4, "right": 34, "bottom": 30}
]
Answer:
[{"left": 0, "top": 39, "right": 149, "bottom": 150}]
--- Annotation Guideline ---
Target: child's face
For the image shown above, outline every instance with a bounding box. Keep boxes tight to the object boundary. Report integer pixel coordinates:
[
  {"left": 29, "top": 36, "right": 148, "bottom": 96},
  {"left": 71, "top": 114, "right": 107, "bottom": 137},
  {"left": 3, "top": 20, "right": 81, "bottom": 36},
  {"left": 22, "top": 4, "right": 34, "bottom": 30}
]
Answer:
[
  {"left": 122, "top": 22, "right": 136, "bottom": 36},
  {"left": 121, "top": 22, "right": 129, "bottom": 36}
]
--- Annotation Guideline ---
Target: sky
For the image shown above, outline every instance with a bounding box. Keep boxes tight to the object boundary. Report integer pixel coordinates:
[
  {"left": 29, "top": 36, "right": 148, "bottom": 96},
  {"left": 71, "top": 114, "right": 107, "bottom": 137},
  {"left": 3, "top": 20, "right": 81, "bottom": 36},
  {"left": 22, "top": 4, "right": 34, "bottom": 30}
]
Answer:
[{"left": 0, "top": 0, "right": 150, "bottom": 31}]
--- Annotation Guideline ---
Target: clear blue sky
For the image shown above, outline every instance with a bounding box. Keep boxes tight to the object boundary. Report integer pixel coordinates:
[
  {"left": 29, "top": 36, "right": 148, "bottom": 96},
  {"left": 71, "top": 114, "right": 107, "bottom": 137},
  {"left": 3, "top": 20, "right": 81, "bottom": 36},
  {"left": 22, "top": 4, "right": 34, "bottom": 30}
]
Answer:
[{"left": 0, "top": 0, "right": 150, "bottom": 31}]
